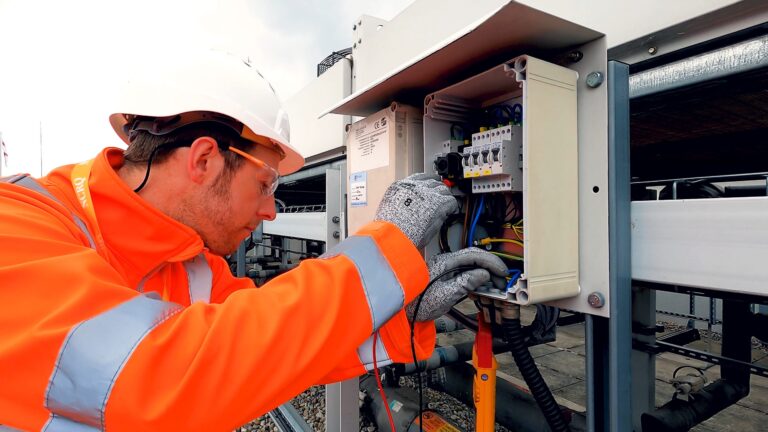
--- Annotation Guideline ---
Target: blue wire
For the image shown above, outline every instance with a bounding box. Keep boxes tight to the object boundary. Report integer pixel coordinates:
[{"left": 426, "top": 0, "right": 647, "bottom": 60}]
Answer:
[
  {"left": 506, "top": 269, "right": 521, "bottom": 291},
  {"left": 467, "top": 195, "right": 485, "bottom": 248}
]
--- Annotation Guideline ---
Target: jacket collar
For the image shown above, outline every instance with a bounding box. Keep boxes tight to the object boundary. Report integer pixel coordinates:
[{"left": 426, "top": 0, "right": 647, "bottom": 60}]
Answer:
[{"left": 49, "top": 148, "right": 205, "bottom": 286}]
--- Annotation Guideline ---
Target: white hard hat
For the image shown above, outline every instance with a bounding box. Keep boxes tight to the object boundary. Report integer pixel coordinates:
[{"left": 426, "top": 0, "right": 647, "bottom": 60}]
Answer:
[{"left": 108, "top": 49, "right": 304, "bottom": 175}]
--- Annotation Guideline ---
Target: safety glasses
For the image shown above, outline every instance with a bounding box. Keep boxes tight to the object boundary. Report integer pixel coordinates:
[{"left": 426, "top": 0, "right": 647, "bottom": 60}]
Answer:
[{"left": 228, "top": 146, "right": 280, "bottom": 196}]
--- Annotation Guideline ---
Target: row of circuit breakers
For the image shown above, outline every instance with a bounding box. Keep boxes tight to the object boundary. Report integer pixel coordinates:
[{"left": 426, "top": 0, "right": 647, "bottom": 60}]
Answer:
[{"left": 438, "top": 124, "right": 523, "bottom": 193}]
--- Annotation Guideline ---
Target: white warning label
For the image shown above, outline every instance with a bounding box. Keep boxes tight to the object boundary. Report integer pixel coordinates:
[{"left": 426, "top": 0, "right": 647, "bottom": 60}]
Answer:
[{"left": 348, "top": 113, "right": 390, "bottom": 172}]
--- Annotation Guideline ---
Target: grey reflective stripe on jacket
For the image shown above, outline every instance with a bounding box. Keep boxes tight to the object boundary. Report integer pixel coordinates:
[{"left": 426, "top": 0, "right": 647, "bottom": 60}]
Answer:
[
  {"left": 357, "top": 331, "right": 392, "bottom": 370},
  {"left": 43, "top": 294, "right": 182, "bottom": 430},
  {"left": 43, "top": 415, "right": 99, "bottom": 431},
  {"left": 1, "top": 175, "right": 96, "bottom": 249},
  {"left": 321, "top": 235, "right": 405, "bottom": 331}
]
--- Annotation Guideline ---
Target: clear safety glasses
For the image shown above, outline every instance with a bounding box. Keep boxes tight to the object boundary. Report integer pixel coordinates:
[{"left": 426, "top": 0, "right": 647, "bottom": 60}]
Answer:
[{"left": 228, "top": 146, "right": 280, "bottom": 196}]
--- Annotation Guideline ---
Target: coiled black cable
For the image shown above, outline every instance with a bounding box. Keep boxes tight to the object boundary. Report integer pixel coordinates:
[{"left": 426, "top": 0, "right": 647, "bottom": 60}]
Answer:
[{"left": 502, "top": 317, "right": 571, "bottom": 432}]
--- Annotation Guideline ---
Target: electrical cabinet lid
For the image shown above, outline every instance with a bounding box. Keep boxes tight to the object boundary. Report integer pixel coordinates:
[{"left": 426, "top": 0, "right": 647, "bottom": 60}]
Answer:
[{"left": 323, "top": 1, "right": 602, "bottom": 118}]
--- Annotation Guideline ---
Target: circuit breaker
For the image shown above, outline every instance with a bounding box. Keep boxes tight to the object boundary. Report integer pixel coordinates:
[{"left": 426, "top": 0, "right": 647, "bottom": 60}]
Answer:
[
  {"left": 424, "top": 55, "right": 579, "bottom": 305},
  {"left": 346, "top": 102, "right": 423, "bottom": 235},
  {"left": 463, "top": 124, "right": 523, "bottom": 193}
]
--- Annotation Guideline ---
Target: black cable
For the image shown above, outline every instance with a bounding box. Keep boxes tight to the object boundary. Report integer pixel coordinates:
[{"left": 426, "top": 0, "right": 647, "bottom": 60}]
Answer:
[
  {"left": 673, "top": 365, "right": 706, "bottom": 379},
  {"left": 502, "top": 317, "right": 571, "bottom": 432},
  {"left": 450, "top": 123, "right": 465, "bottom": 141},
  {"left": 132, "top": 142, "right": 192, "bottom": 193},
  {"left": 410, "top": 265, "right": 478, "bottom": 431},
  {"left": 547, "top": 307, "right": 561, "bottom": 332},
  {"left": 505, "top": 193, "right": 522, "bottom": 223},
  {"left": 446, "top": 307, "right": 479, "bottom": 332},
  {"left": 438, "top": 213, "right": 465, "bottom": 253},
  {"left": 133, "top": 145, "right": 164, "bottom": 193}
]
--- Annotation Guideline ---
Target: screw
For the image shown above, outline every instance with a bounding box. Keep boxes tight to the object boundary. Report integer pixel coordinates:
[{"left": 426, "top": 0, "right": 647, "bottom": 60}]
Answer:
[
  {"left": 332, "top": 231, "right": 340, "bottom": 239},
  {"left": 588, "top": 292, "right": 605, "bottom": 308},
  {"left": 586, "top": 71, "right": 604, "bottom": 88},
  {"left": 648, "top": 46, "right": 658, "bottom": 55},
  {"left": 481, "top": 374, "right": 489, "bottom": 381},
  {"left": 332, "top": 216, "right": 340, "bottom": 223},
  {"left": 567, "top": 51, "right": 583, "bottom": 63}
]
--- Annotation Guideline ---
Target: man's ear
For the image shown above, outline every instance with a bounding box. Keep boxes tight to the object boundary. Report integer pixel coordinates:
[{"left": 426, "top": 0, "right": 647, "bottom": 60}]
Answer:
[{"left": 186, "top": 137, "right": 224, "bottom": 184}]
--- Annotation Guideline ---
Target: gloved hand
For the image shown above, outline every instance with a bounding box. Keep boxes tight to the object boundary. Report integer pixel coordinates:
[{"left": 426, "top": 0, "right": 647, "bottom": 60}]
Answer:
[
  {"left": 406, "top": 248, "right": 508, "bottom": 322},
  {"left": 374, "top": 173, "right": 458, "bottom": 249}
]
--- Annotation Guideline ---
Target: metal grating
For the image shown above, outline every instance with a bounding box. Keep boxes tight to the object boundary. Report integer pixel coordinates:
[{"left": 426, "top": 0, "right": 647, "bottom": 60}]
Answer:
[{"left": 317, "top": 48, "right": 352, "bottom": 77}]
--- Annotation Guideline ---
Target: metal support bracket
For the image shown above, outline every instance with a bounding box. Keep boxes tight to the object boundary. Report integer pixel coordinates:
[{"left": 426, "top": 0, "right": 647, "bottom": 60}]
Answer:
[
  {"left": 269, "top": 403, "right": 314, "bottom": 432},
  {"left": 633, "top": 340, "right": 768, "bottom": 379}
]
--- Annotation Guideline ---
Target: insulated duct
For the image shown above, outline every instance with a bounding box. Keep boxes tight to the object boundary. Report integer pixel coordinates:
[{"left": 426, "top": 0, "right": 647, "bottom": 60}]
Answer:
[
  {"left": 641, "top": 300, "right": 752, "bottom": 431},
  {"left": 630, "top": 34, "right": 768, "bottom": 99}
]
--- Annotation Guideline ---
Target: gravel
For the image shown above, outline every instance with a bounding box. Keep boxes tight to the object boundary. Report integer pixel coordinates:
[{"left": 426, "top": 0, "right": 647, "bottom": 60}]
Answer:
[
  {"left": 237, "top": 377, "right": 509, "bottom": 432},
  {"left": 239, "top": 385, "right": 375, "bottom": 432},
  {"left": 238, "top": 375, "right": 509, "bottom": 432},
  {"left": 239, "top": 386, "right": 324, "bottom": 432}
]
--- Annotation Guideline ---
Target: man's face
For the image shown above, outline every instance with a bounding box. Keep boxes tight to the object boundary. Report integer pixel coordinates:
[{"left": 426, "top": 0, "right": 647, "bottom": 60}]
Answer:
[{"left": 188, "top": 144, "right": 280, "bottom": 256}]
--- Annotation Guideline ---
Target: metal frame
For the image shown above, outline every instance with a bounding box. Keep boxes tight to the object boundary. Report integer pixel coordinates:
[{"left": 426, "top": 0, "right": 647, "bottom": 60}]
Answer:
[
  {"left": 262, "top": 167, "right": 346, "bottom": 432},
  {"left": 587, "top": 60, "right": 632, "bottom": 432},
  {"left": 634, "top": 339, "right": 768, "bottom": 379},
  {"left": 323, "top": 163, "right": 359, "bottom": 432},
  {"left": 607, "top": 60, "right": 633, "bottom": 432}
]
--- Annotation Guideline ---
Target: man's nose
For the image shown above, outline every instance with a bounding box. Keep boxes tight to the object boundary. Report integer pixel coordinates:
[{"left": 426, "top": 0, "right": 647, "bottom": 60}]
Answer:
[{"left": 258, "top": 195, "right": 277, "bottom": 221}]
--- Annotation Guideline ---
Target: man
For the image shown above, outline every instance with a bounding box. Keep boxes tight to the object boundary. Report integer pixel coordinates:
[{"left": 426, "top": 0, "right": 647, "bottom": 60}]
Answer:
[{"left": 0, "top": 50, "right": 506, "bottom": 431}]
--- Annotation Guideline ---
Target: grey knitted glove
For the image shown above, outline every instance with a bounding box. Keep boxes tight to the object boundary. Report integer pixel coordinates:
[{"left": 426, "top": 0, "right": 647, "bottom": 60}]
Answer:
[
  {"left": 374, "top": 173, "right": 458, "bottom": 249},
  {"left": 406, "top": 248, "right": 508, "bottom": 322}
]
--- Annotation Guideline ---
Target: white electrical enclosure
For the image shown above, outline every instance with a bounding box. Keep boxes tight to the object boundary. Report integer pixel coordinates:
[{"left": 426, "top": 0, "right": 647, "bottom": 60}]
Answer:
[
  {"left": 328, "top": 2, "right": 609, "bottom": 317},
  {"left": 346, "top": 103, "right": 424, "bottom": 235},
  {"left": 424, "top": 55, "right": 579, "bottom": 305}
]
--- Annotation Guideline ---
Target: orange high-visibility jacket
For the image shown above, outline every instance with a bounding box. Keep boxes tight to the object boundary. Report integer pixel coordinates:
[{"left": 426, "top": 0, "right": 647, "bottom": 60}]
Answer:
[{"left": 0, "top": 148, "right": 435, "bottom": 431}]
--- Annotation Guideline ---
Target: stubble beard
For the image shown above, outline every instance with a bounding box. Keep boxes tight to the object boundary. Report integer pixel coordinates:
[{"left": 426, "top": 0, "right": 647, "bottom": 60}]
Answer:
[{"left": 173, "top": 178, "right": 239, "bottom": 256}]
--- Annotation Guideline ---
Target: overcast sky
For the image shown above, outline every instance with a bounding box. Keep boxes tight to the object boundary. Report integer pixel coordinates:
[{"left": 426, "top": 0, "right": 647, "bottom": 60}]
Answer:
[{"left": 0, "top": 0, "right": 414, "bottom": 176}]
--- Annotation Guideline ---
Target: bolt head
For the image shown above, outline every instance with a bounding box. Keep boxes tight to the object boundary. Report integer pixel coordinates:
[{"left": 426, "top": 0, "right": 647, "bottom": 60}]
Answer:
[
  {"left": 588, "top": 292, "right": 605, "bottom": 308},
  {"left": 586, "top": 71, "right": 604, "bottom": 88},
  {"left": 648, "top": 46, "right": 658, "bottom": 55},
  {"left": 567, "top": 51, "right": 584, "bottom": 63},
  {"left": 332, "top": 231, "right": 340, "bottom": 239}
]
